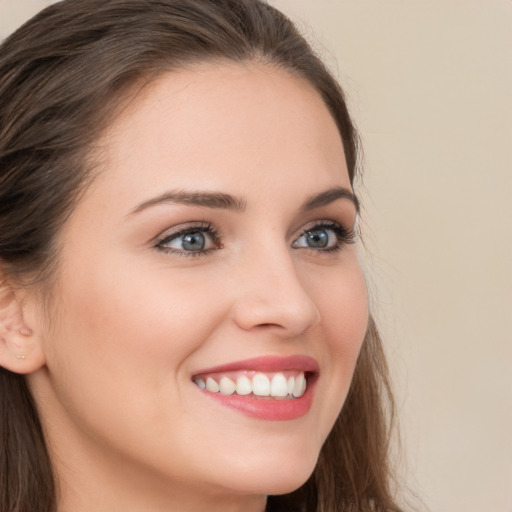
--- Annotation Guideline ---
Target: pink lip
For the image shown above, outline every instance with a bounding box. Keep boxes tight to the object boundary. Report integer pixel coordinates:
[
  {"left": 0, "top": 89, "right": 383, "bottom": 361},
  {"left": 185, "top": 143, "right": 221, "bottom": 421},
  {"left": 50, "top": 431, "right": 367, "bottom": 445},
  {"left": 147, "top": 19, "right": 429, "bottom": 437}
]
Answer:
[
  {"left": 193, "top": 355, "right": 319, "bottom": 375},
  {"left": 192, "top": 355, "right": 319, "bottom": 421}
]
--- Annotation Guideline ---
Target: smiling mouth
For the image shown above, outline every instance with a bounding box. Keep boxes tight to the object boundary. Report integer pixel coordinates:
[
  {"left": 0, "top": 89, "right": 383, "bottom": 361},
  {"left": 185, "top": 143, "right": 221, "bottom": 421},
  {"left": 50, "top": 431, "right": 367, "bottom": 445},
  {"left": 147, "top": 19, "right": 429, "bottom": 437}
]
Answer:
[
  {"left": 193, "top": 370, "right": 309, "bottom": 399},
  {"left": 190, "top": 355, "right": 320, "bottom": 411}
]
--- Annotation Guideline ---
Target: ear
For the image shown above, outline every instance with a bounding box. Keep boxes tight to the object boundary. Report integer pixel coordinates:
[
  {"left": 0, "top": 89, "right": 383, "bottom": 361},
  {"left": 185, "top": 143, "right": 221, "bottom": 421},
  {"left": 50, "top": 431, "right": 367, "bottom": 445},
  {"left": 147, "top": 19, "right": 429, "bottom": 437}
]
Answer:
[{"left": 0, "top": 277, "right": 46, "bottom": 374}]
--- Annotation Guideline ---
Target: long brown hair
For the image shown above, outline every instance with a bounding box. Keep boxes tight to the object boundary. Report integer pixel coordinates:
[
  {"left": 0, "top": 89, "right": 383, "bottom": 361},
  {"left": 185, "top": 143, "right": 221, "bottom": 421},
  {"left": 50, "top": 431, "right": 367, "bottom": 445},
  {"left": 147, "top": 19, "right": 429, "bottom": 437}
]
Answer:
[{"left": 0, "top": 1, "right": 402, "bottom": 511}]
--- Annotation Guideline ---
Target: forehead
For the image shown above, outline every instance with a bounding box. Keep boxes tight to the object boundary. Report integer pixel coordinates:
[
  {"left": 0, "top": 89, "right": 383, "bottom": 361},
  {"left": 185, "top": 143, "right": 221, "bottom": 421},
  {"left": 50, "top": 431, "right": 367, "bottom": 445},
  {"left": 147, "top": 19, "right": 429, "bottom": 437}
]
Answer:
[{"left": 91, "top": 62, "right": 349, "bottom": 204}]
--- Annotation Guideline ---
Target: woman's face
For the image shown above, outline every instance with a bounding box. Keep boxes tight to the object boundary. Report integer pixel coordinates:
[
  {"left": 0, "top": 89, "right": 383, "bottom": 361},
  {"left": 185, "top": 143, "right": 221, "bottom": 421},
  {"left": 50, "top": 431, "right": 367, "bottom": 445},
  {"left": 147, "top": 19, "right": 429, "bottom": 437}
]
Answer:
[{"left": 28, "top": 63, "right": 368, "bottom": 508}]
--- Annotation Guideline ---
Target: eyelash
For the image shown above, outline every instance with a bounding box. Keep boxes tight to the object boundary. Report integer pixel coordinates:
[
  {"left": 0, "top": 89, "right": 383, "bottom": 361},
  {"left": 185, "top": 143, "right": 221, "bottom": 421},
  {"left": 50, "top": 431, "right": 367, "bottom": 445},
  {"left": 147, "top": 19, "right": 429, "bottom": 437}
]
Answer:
[
  {"left": 154, "top": 220, "right": 356, "bottom": 258},
  {"left": 294, "top": 221, "right": 357, "bottom": 253},
  {"left": 155, "top": 222, "right": 221, "bottom": 258}
]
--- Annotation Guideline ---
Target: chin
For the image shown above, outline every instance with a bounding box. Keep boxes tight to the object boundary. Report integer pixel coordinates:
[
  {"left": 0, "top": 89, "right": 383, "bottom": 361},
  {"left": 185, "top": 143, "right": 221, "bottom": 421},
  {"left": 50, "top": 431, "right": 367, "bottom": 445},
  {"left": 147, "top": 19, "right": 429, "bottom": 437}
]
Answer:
[
  {"left": 211, "top": 442, "right": 320, "bottom": 497},
  {"left": 220, "top": 466, "right": 316, "bottom": 498},
  {"left": 259, "top": 468, "right": 315, "bottom": 496}
]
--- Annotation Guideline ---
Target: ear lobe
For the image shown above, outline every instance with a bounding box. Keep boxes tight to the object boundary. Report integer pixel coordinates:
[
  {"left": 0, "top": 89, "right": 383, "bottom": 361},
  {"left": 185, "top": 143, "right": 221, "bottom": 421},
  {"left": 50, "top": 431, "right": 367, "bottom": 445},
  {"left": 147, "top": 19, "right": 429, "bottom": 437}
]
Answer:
[{"left": 0, "top": 280, "right": 46, "bottom": 374}]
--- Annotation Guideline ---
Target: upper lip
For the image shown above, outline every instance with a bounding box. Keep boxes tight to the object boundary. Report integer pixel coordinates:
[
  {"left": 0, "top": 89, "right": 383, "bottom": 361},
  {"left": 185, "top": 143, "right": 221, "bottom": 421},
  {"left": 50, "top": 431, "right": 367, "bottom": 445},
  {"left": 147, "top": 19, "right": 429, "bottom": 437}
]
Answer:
[{"left": 192, "top": 355, "right": 319, "bottom": 376}]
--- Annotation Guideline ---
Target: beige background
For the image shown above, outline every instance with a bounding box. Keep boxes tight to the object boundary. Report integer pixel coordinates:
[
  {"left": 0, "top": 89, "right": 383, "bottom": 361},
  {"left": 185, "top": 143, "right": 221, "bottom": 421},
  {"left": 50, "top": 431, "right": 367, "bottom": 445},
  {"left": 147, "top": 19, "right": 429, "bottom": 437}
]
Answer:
[{"left": 1, "top": 1, "right": 511, "bottom": 511}]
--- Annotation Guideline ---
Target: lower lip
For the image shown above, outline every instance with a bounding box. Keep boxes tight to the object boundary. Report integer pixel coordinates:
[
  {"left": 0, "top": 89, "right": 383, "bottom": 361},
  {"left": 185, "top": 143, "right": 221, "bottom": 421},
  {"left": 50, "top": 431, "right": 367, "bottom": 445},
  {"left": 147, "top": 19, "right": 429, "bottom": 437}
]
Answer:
[{"left": 196, "top": 376, "right": 317, "bottom": 421}]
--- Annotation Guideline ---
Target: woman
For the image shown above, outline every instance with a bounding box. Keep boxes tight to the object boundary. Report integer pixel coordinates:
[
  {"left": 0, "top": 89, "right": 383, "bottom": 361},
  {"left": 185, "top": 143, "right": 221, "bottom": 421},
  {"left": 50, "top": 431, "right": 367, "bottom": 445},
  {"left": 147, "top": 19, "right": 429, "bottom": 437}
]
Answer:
[{"left": 0, "top": 1, "right": 402, "bottom": 511}]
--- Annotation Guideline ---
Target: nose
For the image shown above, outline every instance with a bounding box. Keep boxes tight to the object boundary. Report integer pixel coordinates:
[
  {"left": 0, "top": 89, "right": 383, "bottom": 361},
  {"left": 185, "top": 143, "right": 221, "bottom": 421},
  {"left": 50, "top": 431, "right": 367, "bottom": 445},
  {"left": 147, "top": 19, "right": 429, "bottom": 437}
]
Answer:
[{"left": 230, "top": 247, "right": 321, "bottom": 338}]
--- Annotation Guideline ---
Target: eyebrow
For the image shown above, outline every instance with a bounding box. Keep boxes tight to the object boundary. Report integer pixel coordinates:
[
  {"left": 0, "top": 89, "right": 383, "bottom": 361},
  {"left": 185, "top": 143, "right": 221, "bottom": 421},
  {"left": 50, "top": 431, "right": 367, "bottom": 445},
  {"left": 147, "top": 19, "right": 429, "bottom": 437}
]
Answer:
[
  {"left": 129, "top": 189, "right": 247, "bottom": 215},
  {"left": 129, "top": 186, "right": 358, "bottom": 215},
  {"left": 300, "top": 187, "right": 359, "bottom": 213}
]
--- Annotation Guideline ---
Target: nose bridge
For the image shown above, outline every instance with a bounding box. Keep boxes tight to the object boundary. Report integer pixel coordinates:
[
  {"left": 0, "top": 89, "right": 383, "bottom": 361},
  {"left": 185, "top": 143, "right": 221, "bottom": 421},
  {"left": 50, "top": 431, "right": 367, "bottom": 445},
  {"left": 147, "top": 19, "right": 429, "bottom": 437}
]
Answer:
[{"left": 231, "top": 237, "right": 321, "bottom": 336}]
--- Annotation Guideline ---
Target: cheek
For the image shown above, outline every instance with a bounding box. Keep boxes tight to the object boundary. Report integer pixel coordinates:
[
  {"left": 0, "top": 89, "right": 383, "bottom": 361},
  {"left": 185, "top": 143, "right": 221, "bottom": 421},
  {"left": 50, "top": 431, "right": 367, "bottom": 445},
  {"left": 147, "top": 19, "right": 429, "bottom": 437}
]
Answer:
[
  {"left": 53, "top": 257, "right": 224, "bottom": 361},
  {"left": 39, "top": 257, "right": 238, "bottom": 477},
  {"left": 309, "top": 259, "right": 368, "bottom": 433},
  {"left": 315, "top": 258, "right": 368, "bottom": 357},
  {"left": 326, "top": 275, "right": 368, "bottom": 358},
  {"left": 43, "top": 257, "right": 230, "bottom": 423}
]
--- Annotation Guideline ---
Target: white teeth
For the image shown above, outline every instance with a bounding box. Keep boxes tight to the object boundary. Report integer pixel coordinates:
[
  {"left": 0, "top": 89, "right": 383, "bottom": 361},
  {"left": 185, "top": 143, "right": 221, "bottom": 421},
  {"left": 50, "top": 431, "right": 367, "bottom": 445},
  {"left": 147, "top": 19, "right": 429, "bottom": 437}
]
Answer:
[
  {"left": 206, "top": 377, "right": 220, "bottom": 393},
  {"left": 252, "top": 373, "right": 271, "bottom": 396},
  {"left": 287, "top": 376, "right": 295, "bottom": 395},
  {"left": 270, "top": 373, "right": 288, "bottom": 397},
  {"left": 195, "top": 372, "right": 308, "bottom": 398},
  {"left": 194, "top": 378, "right": 206, "bottom": 389},
  {"left": 236, "top": 375, "right": 252, "bottom": 395},
  {"left": 219, "top": 377, "right": 236, "bottom": 395},
  {"left": 292, "top": 372, "right": 306, "bottom": 398}
]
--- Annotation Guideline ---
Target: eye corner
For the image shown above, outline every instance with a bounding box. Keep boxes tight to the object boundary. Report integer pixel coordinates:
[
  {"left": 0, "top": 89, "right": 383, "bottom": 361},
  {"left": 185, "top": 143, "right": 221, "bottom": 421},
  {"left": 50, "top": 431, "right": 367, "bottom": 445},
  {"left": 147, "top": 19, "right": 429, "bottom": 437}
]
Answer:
[
  {"left": 292, "top": 220, "right": 357, "bottom": 253},
  {"left": 153, "top": 221, "right": 221, "bottom": 257}
]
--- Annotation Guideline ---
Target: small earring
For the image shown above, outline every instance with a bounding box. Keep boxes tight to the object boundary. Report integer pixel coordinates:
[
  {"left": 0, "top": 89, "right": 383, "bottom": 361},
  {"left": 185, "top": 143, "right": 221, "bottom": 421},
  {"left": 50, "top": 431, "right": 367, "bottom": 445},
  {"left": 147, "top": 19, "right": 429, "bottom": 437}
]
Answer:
[
  {"left": 16, "top": 354, "right": 26, "bottom": 360},
  {"left": 19, "top": 327, "right": 32, "bottom": 336}
]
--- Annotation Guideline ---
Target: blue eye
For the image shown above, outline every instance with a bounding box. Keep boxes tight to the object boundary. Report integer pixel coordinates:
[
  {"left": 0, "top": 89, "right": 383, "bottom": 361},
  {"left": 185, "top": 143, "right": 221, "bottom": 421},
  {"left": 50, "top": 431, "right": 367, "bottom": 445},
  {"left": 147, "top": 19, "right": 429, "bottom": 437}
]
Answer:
[
  {"left": 293, "top": 222, "right": 355, "bottom": 252},
  {"left": 156, "top": 224, "right": 219, "bottom": 256},
  {"left": 298, "top": 228, "right": 332, "bottom": 248}
]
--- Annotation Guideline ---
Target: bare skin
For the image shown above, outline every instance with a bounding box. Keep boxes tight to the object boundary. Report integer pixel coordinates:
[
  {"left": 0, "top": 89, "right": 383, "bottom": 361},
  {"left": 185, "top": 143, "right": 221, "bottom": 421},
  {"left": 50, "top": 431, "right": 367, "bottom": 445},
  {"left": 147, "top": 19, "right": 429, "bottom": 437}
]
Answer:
[{"left": 3, "top": 63, "right": 368, "bottom": 511}]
